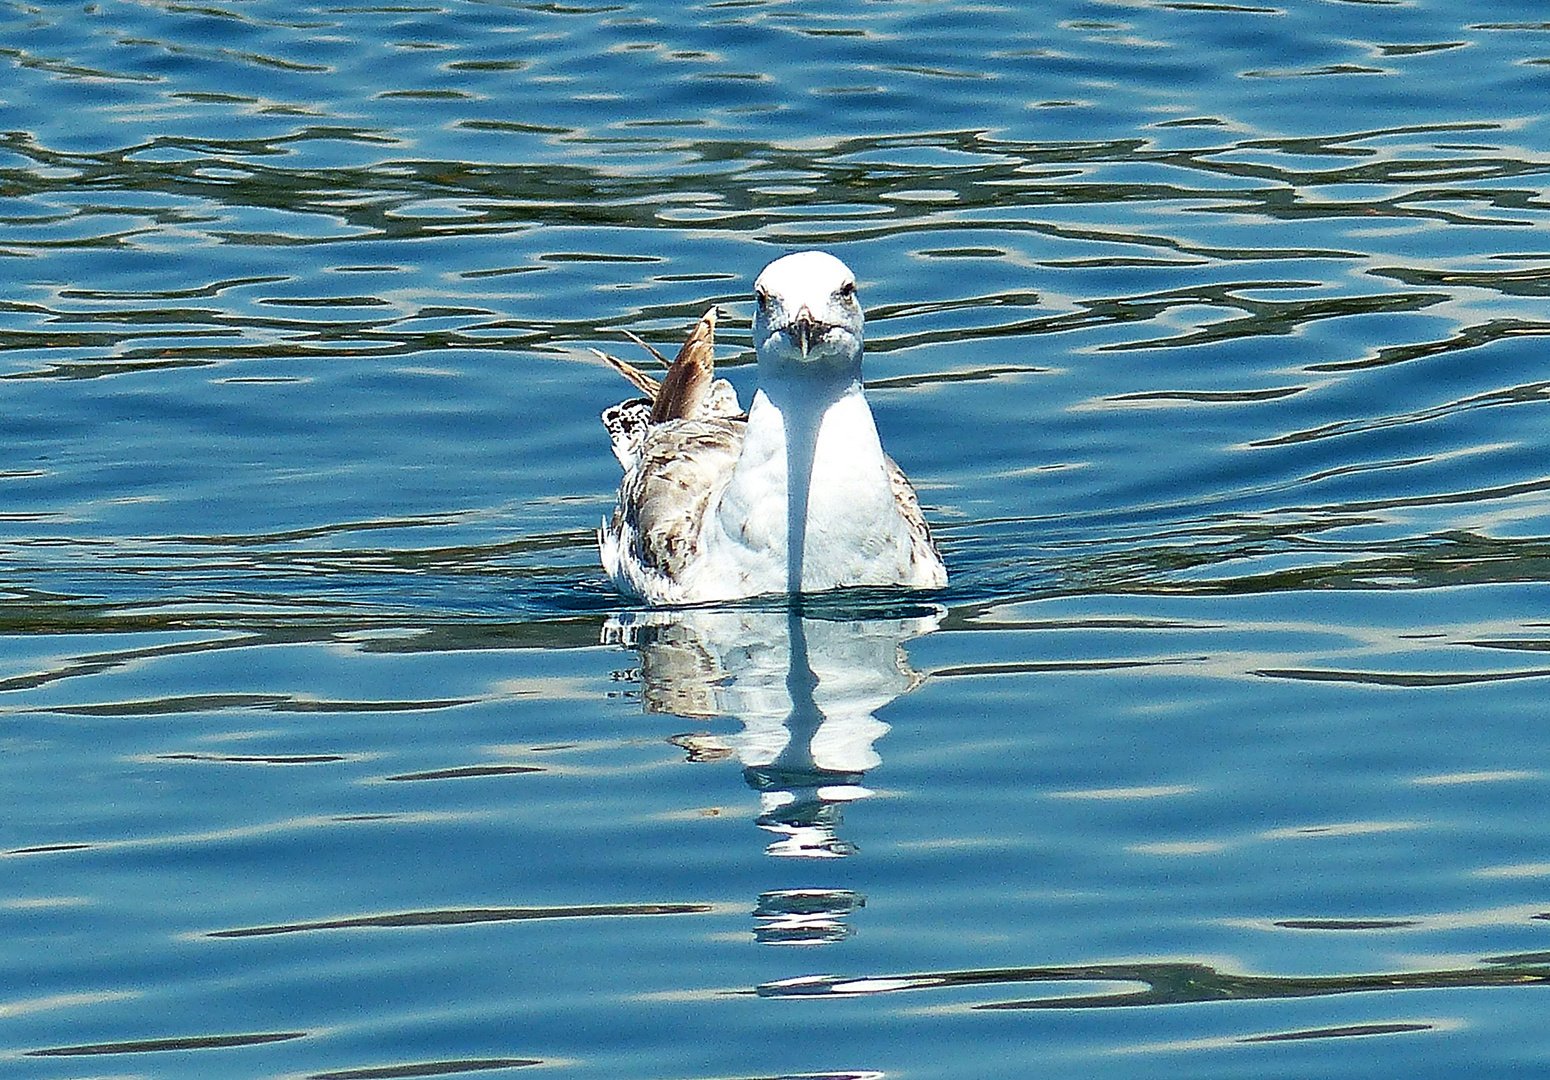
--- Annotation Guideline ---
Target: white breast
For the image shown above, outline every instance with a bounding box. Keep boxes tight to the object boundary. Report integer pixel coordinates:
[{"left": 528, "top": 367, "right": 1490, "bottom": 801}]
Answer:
[{"left": 689, "top": 386, "right": 925, "bottom": 601}]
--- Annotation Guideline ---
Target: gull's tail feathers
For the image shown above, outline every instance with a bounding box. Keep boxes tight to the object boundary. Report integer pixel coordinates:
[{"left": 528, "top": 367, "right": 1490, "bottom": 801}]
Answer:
[{"left": 601, "top": 397, "right": 653, "bottom": 471}]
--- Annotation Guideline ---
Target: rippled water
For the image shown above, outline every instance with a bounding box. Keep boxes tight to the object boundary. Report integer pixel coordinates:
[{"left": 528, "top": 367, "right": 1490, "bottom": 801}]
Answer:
[{"left": 5, "top": 1, "right": 1550, "bottom": 1077}]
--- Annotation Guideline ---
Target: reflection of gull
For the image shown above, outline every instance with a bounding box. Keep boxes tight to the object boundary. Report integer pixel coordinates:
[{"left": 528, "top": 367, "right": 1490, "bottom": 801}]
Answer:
[
  {"left": 606, "top": 606, "right": 939, "bottom": 859},
  {"left": 596, "top": 251, "right": 947, "bottom": 605}
]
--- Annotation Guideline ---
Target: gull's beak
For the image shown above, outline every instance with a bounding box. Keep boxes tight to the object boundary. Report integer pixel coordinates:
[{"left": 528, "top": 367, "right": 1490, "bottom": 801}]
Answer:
[{"left": 793, "top": 306, "right": 817, "bottom": 358}]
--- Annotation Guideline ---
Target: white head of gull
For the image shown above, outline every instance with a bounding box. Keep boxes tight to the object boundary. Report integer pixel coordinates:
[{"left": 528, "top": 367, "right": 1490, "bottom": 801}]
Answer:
[{"left": 597, "top": 250, "right": 947, "bottom": 605}]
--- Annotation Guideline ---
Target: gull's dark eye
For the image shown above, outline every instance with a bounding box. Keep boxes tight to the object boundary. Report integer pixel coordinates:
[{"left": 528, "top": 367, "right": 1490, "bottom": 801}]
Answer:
[
  {"left": 754, "top": 285, "right": 770, "bottom": 308},
  {"left": 838, "top": 280, "right": 857, "bottom": 301}
]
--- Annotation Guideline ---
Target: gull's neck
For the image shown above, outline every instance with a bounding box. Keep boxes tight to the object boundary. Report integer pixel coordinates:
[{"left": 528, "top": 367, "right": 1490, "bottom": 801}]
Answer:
[{"left": 750, "top": 350, "right": 867, "bottom": 594}]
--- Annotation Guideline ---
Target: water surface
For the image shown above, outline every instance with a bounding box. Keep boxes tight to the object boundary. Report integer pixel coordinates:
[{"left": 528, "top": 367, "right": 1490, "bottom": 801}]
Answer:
[{"left": 4, "top": 2, "right": 1550, "bottom": 1078}]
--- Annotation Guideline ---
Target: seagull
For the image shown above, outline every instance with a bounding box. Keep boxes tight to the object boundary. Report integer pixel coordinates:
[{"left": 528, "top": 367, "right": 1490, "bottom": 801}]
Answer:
[{"left": 595, "top": 251, "right": 947, "bottom": 605}]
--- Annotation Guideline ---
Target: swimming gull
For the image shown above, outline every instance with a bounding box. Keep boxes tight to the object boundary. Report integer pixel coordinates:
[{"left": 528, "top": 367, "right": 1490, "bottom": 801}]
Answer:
[{"left": 595, "top": 250, "right": 947, "bottom": 605}]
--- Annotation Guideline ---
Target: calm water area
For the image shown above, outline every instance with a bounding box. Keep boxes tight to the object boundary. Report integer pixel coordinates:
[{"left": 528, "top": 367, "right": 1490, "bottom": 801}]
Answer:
[{"left": 4, "top": 1, "right": 1550, "bottom": 1077}]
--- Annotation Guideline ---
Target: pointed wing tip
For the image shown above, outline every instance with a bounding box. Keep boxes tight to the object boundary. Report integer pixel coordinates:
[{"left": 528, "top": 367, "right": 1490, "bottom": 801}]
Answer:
[
  {"left": 650, "top": 307, "right": 721, "bottom": 423},
  {"left": 595, "top": 348, "right": 662, "bottom": 399},
  {"left": 600, "top": 306, "right": 722, "bottom": 421},
  {"left": 680, "top": 306, "right": 718, "bottom": 358}
]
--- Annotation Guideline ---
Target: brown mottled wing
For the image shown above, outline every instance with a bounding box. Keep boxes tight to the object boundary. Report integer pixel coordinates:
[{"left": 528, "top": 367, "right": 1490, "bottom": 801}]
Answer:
[
  {"left": 885, "top": 455, "right": 947, "bottom": 584},
  {"left": 614, "top": 415, "right": 744, "bottom": 581},
  {"left": 649, "top": 307, "right": 718, "bottom": 424}
]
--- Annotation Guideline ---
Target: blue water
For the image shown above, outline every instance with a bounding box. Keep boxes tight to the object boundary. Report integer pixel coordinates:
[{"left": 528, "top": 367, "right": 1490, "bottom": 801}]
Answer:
[{"left": 5, "top": 1, "right": 1550, "bottom": 1077}]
